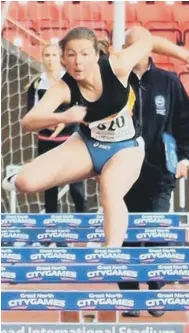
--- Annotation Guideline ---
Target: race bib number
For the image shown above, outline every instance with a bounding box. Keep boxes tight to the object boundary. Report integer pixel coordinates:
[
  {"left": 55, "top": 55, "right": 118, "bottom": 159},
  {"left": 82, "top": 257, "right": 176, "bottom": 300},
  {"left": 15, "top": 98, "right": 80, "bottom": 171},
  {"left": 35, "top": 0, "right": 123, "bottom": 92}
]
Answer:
[{"left": 89, "top": 107, "right": 135, "bottom": 142}]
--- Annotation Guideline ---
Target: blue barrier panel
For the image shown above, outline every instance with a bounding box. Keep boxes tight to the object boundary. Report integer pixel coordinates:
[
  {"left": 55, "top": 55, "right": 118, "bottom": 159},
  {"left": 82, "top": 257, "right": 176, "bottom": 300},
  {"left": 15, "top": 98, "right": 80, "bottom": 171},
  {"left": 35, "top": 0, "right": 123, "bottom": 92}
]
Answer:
[
  {"left": 2, "top": 290, "right": 189, "bottom": 311},
  {"left": 2, "top": 247, "right": 189, "bottom": 264},
  {"left": 1, "top": 227, "right": 187, "bottom": 243},
  {"left": 2, "top": 263, "right": 189, "bottom": 283},
  {"left": 1, "top": 213, "right": 185, "bottom": 228}
]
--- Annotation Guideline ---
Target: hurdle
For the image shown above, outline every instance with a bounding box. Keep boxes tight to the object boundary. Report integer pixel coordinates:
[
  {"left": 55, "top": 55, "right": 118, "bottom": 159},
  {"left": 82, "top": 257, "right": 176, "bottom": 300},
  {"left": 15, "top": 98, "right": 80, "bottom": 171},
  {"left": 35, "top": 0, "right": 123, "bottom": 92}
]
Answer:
[
  {"left": 1, "top": 212, "right": 189, "bottom": 228},
  {"left": 1, "top": 213, "right": 189, "bottom": 326}
]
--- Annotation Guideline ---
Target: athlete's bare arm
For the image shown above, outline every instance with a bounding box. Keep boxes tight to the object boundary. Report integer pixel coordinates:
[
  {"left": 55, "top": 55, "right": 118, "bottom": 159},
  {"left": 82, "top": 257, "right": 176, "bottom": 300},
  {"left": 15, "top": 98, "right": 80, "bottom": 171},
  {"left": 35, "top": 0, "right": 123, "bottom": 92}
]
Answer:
[{"left": 22, "top": 80, "right": 86, "bottom": 132}]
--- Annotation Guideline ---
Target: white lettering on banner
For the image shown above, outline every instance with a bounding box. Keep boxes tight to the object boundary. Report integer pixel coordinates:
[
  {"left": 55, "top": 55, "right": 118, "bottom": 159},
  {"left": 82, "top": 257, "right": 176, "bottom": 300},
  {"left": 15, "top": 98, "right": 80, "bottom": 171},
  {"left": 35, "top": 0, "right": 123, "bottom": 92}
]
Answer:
[
  {"left": 9, "top": 293, "right": 66, "bottom": 309},
  {"left": 89, "top": 106, "right": 135, "bottom": 142},
  {"left": 87, "top": 229, "right": 104, "bottom": 240},
  {"left": 2, "top": 252, "right": 21, "bottom": 261},
  {"left": 44, "top": 215, "right": 81, "bottom": 226},
  {"left": 30, "top": 252, "right": 75, "bottom": 262},
  {"left": 88, "top": 268, "right": 137, "bottom": 279},
  {"left": 140, "top": 252, "right": 185, "bottom": 261},
  {"left": 85, "top": 252, "right": 130, "bottom": 262},
  {"left": 26, "top": 266, "right": 76, "bottom": 279},
  {"left": 146, "top": 298, "right": 189, "bottom": 307},
  {"left": 2, "top": 219, "right": 36, "bottom": 226},
  {"left": 37, "top": 231, "right": 79, "bottom": 240},
  {"left": 78, "top": 298, "right": 134, "bottom": 308},
  {"left": 9, "top": 298, "right": 65, "bottom": 308},
  {"left": 136, "top": 232, "right": 178, "bottom": 240},
  {"left": 134, "top": 218, "right": 172, "bottom": 226},
  {"left": 2, "top": 231, "right": 29, "bottom": 240},
  {"left": 1, "top": 271, "right": 16, "bottom": 280},
  {"left": 148, "top": 264, "right": 189, "bottom": 278}
]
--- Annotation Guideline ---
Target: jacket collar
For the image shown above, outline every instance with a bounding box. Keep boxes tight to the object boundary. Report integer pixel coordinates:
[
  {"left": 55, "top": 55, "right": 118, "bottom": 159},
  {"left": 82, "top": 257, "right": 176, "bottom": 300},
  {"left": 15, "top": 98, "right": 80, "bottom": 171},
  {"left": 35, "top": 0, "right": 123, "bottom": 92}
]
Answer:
[{"left": 129, "top": 57, "right": 157, "bottom": 82}]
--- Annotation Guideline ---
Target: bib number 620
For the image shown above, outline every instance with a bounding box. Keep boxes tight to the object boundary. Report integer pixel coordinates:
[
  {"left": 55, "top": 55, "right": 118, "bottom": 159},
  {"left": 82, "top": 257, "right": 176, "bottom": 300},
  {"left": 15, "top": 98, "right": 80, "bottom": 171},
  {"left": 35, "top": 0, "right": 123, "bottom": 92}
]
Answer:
[{"left": 97, "top": 116, "right": 125, "bottom": 131}]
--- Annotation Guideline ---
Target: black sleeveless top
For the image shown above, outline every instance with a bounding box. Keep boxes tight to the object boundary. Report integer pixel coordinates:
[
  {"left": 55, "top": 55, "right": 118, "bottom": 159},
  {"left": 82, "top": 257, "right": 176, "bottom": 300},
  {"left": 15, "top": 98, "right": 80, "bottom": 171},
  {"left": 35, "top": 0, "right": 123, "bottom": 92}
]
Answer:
[{"left": 63, "top": 56, "right": 140, "bottom": 139}]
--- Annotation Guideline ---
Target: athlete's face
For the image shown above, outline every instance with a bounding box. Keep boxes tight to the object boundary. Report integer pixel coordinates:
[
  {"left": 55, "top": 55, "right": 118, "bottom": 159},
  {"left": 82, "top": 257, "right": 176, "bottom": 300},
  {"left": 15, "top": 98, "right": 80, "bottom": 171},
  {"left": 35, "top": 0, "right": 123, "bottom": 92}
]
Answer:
[
  {"left": 42, "top": 45, "right": 62, "bottom": 72},
  {"left": 63, "top": 39, "right": 98, "bottom": 81}
]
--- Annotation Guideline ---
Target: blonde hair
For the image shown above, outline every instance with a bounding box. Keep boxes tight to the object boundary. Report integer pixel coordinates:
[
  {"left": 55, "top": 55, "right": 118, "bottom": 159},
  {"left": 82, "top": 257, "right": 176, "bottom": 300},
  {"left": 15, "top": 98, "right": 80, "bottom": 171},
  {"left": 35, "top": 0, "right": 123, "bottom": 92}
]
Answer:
[
  {"left": 42, "top": 43, "right": 62, "bottom": 57},
  {"left": 25, "top": 43, "right": 62, "bottom": 91}
]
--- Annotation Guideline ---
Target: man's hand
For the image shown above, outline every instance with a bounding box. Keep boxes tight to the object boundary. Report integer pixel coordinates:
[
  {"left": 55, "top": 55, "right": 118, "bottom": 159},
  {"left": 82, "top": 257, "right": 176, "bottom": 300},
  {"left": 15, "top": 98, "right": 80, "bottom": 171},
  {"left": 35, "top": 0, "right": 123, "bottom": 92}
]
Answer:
[{"left": 175, "top": 159, "right": 189, "bottom": 179}]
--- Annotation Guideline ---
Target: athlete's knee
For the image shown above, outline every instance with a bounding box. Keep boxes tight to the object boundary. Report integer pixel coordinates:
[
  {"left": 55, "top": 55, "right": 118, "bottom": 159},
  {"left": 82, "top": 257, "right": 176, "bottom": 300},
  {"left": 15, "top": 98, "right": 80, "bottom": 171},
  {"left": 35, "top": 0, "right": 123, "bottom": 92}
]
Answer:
[
  {"left": 100, "top": 180, "right": 122, "bottom": 207},
  {"left": 16, "top": 173, "right": 39, "bottom": 193}
]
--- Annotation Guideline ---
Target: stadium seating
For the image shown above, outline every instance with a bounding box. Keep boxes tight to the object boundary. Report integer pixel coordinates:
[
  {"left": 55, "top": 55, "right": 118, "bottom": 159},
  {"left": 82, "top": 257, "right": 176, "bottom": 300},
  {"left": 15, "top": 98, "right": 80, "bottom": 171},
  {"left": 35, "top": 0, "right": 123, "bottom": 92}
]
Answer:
[
  {"left": 64, "top": 1, "right": 102, "bottom": 22},
  {"left": 172, "top": 1, "right": 189, "bottom": 30},
  {"left": 146, "top": 22, "right": 182, "bottom": 44},
  {"left": 183, "top": 22, "right": 189, "bottom": 46},
  {"left": 38, "top": 19, "right": 69, "bottom": 43},
  {"left": 1, "top": 0, "right": 189, "bottom": 72},
  {"left": 135, "top": 2, "right": 174, "bottom": 24},
  {"left": 2, "top": 20, "right": 38, "bottom": 47},
  {"left": 23, "top": 1, "right": 61, "bottom": 21}
]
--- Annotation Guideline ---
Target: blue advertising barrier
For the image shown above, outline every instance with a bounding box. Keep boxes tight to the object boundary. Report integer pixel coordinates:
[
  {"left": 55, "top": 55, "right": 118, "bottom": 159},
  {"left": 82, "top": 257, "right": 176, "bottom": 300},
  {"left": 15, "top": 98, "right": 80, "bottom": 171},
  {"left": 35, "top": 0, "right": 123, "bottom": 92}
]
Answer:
[
  {"left": 2, "top": 247, "right": 189, "bottom": 264},
  {"left": 1, "top": 227, "right": 187, "bottom": 243},
  {"left": 1, "top": 213, "right": 187, "bottom": 228},
  {"left": 2, "top": 263, "right": 189, "bottom": 283},
  {"left": 2, "top": 290, "right": 189, "bottom": 311}
]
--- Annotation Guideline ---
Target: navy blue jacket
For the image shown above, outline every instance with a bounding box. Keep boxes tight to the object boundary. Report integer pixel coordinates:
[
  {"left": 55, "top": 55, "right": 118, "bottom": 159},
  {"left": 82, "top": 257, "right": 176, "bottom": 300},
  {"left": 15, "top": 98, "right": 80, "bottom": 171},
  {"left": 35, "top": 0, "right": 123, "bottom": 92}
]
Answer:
[{"left": 130, "top": 58, "right": 189, "bottom": 191}]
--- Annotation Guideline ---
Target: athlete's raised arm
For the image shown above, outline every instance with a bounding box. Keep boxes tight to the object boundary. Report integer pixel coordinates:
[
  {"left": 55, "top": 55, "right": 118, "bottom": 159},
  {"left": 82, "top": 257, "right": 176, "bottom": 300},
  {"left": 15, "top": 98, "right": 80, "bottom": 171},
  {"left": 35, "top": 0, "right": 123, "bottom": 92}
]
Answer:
[{"left": 110, "top": 26, "right": 189, "bottom": 83}]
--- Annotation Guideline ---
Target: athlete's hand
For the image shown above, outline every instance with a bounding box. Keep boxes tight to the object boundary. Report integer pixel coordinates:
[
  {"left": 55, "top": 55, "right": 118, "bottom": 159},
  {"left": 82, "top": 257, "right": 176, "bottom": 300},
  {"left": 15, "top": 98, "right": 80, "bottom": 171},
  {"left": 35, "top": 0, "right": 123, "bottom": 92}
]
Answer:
[
  {"left": 49, "top": 123, "right": 65, "bottom": 139},
  {"left": 63, "top": 105, "right": 87, "bottom": 124},
  {"left": 175, "top": 160, "right": 189, "bottom": 179}
]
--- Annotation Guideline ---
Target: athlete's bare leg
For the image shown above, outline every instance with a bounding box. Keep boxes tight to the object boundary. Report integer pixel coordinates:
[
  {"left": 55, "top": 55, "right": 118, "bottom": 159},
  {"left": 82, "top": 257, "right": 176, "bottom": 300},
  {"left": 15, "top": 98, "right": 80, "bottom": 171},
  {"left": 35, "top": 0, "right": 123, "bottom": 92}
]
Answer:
[
  {"left": 15, "top": 133, "right": 95, "bottom": 192},
  {"left": 99, "top": 145, "right": 144, "bottom": 247}
]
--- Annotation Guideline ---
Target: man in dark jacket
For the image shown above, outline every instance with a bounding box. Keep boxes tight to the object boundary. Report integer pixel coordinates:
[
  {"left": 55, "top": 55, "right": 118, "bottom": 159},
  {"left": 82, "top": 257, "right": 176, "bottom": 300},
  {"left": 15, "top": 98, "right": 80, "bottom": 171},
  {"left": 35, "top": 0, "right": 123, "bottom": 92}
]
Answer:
[{"left": 119, "top": 28, "right": 189, "bottom": 318}]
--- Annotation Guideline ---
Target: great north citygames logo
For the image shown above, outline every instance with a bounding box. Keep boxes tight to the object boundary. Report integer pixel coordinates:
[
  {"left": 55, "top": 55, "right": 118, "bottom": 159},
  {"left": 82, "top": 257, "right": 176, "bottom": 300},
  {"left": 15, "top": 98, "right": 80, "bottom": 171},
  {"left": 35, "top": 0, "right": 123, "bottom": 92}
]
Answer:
[
  {"left": 1, "top": 229, "right": 29, "bottom": 242},
  {"left": 1, "top": 215, "right": 36, "bottom": 227},
  {"left": 37, "top": 229, "right": 79, "bottom": 242},
  {"left": 77, "top": 293, "right": 134, "bottom": 310},
  {"left": 8, "top": 293, "right": 66, "bottom": 310},
  {"left": 25, "top": 266, "right": 77, "bottom": 282},
  {"left": 147, "top": 264, "right": 189, "bottom": 281},
  {"left": 43, "top": 214, "right": 82, "bottom": 227},
  {"left": 146, "top": 292, "right": 189, "bottom": 310},
  {"left": 30, "top": 249, "right": 76, "bottom": 263},
  {"left": 133, "top": 215, "right": 173, "bottom": 227},
  {"left": 139, "top": 248, "right": 186, "bottom": 263},
  {"left": 84, "top": 248, "right": 130, "bottom": 263},
  {"left": 87, "top": 265, "right": 138, "bottom": 281}
]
